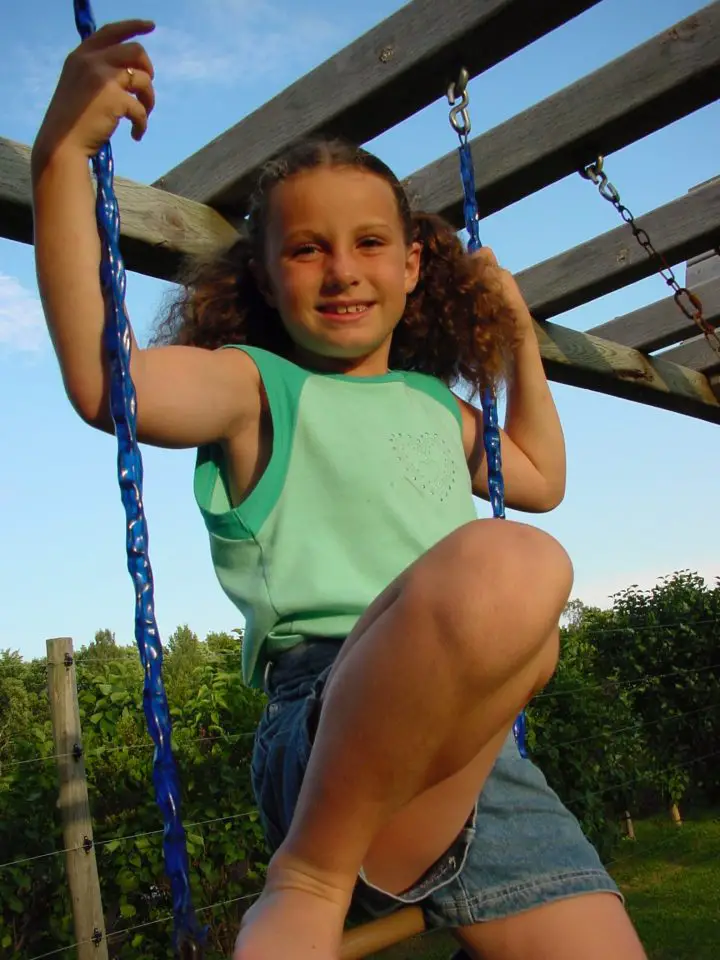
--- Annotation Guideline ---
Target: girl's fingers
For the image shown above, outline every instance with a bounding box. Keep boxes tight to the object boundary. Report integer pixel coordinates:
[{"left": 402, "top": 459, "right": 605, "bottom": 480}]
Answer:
[
  {"left": 83, "top": 19, "right": 155, "bottom": 51},
  {"left": 120, "top": 67, "right": 156, "bottom": 117},
  {"left": 122, "top": 93, "right": 149, "bottom": 142},
  {"left": 105, "top": 41, "right": 155, "bottom": 79},
  {"left": 470, "top": 247, "right": 499, "bottom": 268}
]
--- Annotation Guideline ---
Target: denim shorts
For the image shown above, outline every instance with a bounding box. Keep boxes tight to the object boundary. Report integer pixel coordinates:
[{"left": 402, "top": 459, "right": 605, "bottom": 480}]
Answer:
[{"left": 250, "top": 639, "right": 622, "bottom": 929}]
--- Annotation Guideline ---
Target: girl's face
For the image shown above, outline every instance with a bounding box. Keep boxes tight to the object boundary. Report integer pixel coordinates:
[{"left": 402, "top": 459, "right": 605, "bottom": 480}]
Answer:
[{"left": 260, "top": 166, "right": 421, "bottom": 374}]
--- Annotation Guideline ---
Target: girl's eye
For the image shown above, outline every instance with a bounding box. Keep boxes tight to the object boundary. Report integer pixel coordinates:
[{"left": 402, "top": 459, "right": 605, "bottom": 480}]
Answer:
[
  {"left": 292, "top": 244, "right": 320, "bottom": 258},
  {"left": 359, "top": 237, "right": 384, "bottom": 248}
]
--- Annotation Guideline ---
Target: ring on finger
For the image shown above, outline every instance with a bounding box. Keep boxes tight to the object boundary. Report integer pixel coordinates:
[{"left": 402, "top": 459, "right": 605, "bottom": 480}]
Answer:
[{"left": 126, "top": 66, "right": 135, "bottom": 89}]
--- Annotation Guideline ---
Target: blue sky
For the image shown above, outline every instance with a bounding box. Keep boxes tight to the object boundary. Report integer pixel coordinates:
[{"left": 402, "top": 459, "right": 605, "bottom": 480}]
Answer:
[{"left": 1, "top": 0, "right": 718, "bottom": 661}]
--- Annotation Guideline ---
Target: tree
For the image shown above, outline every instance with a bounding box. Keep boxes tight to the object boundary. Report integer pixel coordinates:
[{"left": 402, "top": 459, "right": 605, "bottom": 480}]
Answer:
[
  {"left": 164, "top": 626, "right": 205, "bottom": 704},
  {"left": 594, "top": 572, "right": 720, "bottom": 809},
  {"left": 528, "top": 611, "right": 646, "bottom": 859}
]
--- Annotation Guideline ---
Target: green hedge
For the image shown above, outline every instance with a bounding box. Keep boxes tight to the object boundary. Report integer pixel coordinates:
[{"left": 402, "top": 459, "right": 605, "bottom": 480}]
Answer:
[{"left": 1, "top": 573, "right": 718, "bottom": 957}]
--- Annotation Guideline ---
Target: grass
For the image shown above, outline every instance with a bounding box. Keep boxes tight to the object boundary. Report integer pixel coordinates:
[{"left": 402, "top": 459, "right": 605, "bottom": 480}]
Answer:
[
  {"left": 609, "top": 809, "right": 720, "bottom": 959},
  {"left": 368, "top": 809, "right": 720, "bottom": 959}
]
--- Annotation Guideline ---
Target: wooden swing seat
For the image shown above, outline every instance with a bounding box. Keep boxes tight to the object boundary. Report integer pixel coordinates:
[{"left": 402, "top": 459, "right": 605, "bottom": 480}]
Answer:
[{"left": 340, "top": 906, "right": 426, "bottom": 959}]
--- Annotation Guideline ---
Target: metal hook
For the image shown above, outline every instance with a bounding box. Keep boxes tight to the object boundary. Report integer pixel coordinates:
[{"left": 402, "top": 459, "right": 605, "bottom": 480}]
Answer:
[
  {"left": 447, "top": 67, "right": 471, "bottom": 136},
  {"left": 579, "top": 154, "right": 604, "bottom": 183},
  {"left": 447, "top": 66, "right": 469, "bottom": 103}
]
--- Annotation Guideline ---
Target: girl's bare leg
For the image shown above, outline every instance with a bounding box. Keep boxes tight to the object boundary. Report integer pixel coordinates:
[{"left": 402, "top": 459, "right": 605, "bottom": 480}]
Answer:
[
  {"left": 452, "top": 893, "right": 647, "bottom": 959},
  {"left": 234, "top": 519, "right": 573, "bottom": 959}
]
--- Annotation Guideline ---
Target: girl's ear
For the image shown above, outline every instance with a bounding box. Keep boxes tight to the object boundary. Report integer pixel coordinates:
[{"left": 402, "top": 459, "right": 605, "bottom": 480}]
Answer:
[
  {"left": 404, "top": 241, "right": 423, "bottom": 295},
  {"left": 250, "top": 259, "right": 276, "bottom": 307}
]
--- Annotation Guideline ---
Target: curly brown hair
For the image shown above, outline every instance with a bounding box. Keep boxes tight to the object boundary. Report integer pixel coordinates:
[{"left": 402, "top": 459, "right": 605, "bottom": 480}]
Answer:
[{"left": 152, "top": 137, "right": 517, "bottom": 393}]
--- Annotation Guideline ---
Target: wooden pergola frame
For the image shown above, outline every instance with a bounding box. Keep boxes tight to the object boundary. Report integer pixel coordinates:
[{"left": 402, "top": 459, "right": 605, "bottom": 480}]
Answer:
[
  {"left": 1, "top": 0, "right": 719, "bottom": 954},
  {"left": 2, "top": 1, "right": 718, "bottom": 431}
]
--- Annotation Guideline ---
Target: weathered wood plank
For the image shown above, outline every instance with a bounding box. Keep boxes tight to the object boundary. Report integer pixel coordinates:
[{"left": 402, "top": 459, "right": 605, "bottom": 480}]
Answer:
[
  {"left": 536, "top": 319, "right": 720, "bottom": 424},
  {"left": 587, "top": 278, "right": 720, "bottom": 352},
  {"left": 404, "top": 4, "right": 720, "bottom": 225},
  {"left": 3, "top": 131, "right": 716, "bottom": 420},
  {"left": 687, "top": 248, "right": 720, "bottom": 287},
  {"left": 710, "top": 373, "right": 720, "bottom": 401},
  {"left": 516, "top": 177, "right": 720, "bottom": 321},
  {"left": 154, "top": 0, "right": 602, "bottom": 209},
  {"left": 659, "top": 334, "right": 720, "bottom": 374},
  {"left": 5, "top": 134, "right": 719, "bottom": 337},
  {"left": 0, "top": 137, "right": 239, "bottom": 279}
]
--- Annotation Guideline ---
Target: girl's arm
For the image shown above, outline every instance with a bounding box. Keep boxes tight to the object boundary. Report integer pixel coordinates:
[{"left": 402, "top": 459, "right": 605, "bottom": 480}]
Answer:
[
  {"left": 457, "top": 250, "right": 566, "bottom": 513},
  {"left": 32, "top": 19, "right": 260, "bottom": 449}
]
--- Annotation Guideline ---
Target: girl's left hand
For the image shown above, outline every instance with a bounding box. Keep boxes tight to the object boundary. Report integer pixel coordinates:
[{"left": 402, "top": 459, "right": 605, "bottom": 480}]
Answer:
[{"left": 469, "top": 247, "right": 535, "bottom": 338}]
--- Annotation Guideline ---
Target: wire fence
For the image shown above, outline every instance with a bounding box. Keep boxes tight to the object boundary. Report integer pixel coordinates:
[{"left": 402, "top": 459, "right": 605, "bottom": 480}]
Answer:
[
  {"left": 6, "top": 625, "right": 719, "bottom": 771},
  {"left": 2, "top": 698, "right": 718, "bottom": 873},
  {"left": 25, "top": 892, "right": 261, "bottom": 960},
  {"left": 0, "top": 730, "right": 257, "bottom": 772},
  {"left": 28, "top": 614, "right": 720, "bottom": 669},
  {"left": 2, "top": 615, "right": 719, "bottom": 959}
]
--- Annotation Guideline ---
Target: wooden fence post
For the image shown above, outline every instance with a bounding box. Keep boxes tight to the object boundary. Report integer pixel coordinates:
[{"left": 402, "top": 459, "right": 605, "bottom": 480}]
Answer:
[
  {"left": 47, "top": 637, "right": 108, "bottom": 959},
  {"left": 623, "top": 810, "right": 636, "bottom": 841}
]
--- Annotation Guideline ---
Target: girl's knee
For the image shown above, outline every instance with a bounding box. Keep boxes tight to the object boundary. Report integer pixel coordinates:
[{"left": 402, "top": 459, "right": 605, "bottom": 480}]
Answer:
[
  {"left": 512, "top": 521, "right": 574, "bottom": 599},
  {"left": 409, "top": 520, "right": 571, "bottom": 672},
  {"left": 447, "top": 519, "right": 573, "bottom": 602}
]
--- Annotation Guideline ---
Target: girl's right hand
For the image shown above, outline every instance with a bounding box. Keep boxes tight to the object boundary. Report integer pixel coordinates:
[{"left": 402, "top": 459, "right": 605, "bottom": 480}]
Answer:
[{"left": 34, "top": 19, "right": 156, "bottom": 162}]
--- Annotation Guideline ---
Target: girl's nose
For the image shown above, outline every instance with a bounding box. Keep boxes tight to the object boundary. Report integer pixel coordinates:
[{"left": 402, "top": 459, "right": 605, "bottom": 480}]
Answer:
[{"left": 324, "top": 250, "right": 359, "bottom": 288}]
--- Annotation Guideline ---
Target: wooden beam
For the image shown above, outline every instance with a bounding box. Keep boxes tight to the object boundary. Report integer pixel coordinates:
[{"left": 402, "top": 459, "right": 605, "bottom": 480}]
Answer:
[
  {"left": 2, "top": 150, "right": 716, "bottom": 421},
  {"left": 659, "top": 334, "right": 720, "bottom": 374},
  {"left": 587, "top": 278, "right": 720, "bottom": 352},
  {"left": 0, "top": 138, "right": 239, "bottom": 279},
  {"left": 687, "top": 246, "right": 720, "bottom": 286},
  {"left": 536, "top": 318, "right": 720, "bottom": 424},
  {"left": 403, "top": 3, "right": 720, "bottom": 224},
  {"left": 154, "top": 0, "right": 602, "bottom": 209},
  {"left": 5, "top": 5, "right": 718, "bottom": 279},
  {"left": 516, "top": 177, "right": 720, "bottom": 321},
  {"left": 5, "top": 136, "right": 719, "bottom": 330},
  {"left": 710, "top": 373, "right": 720, "bottom": 401}
]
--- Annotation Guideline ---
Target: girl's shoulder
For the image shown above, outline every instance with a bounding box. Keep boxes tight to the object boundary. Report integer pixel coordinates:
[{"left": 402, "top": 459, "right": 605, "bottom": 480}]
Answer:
[{"left": 401, "top": 370, "right": 462, "bottom": 431}]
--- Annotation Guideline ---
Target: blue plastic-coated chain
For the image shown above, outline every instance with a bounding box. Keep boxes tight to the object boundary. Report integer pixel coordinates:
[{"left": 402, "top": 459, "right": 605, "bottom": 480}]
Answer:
[
  {"left": 453, "top": 105, "right": 528, "bottom": 758},
  {"left": 72, "top": 3, "right": 205, "bottom": 952},
  {"left": 457, "top": 141, "right": 505, "bottom": 522}
]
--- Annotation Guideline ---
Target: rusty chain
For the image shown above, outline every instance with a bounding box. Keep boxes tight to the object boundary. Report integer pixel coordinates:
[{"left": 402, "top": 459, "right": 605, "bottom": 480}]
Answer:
[{"left": 580, "top": 156, "right": 720, "bottom": 358}]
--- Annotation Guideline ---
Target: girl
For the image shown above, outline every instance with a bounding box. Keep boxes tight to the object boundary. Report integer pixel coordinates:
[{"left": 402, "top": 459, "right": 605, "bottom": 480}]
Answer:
[{"left": 32, "top": 19, "right": 646, "bottom": 960}]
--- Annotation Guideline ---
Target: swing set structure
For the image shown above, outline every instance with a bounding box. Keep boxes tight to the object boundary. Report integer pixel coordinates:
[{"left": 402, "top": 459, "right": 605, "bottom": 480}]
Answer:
[{"left": 1, "top": 0, "right": 720, "bottom": 957}]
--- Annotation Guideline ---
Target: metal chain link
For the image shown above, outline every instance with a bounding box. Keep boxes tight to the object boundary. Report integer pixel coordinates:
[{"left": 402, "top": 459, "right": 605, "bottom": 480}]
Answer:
[{"left": 580, "top": 156, "right": 720, "bottom": 357}]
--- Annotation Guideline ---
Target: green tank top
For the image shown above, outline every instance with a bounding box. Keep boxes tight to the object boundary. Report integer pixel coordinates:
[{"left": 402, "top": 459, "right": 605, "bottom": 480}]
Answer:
[{"left": 194, "top": 346, "right": 478, "bottom": 688}]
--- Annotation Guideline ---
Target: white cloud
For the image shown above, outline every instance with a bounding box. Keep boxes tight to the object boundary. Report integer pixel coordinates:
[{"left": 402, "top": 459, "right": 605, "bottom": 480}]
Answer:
[
  {"left": 0, "top": 7, "right": 339, "bottom": 138},
  {"left": 0, "top": 42, "right": 65, "bottom": 135},
  {"left": 149, "top": 4, "right": 338, "bottom": 89},
  {"left": 0, "top": 274, "right": 46, "bottom": 352}
]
